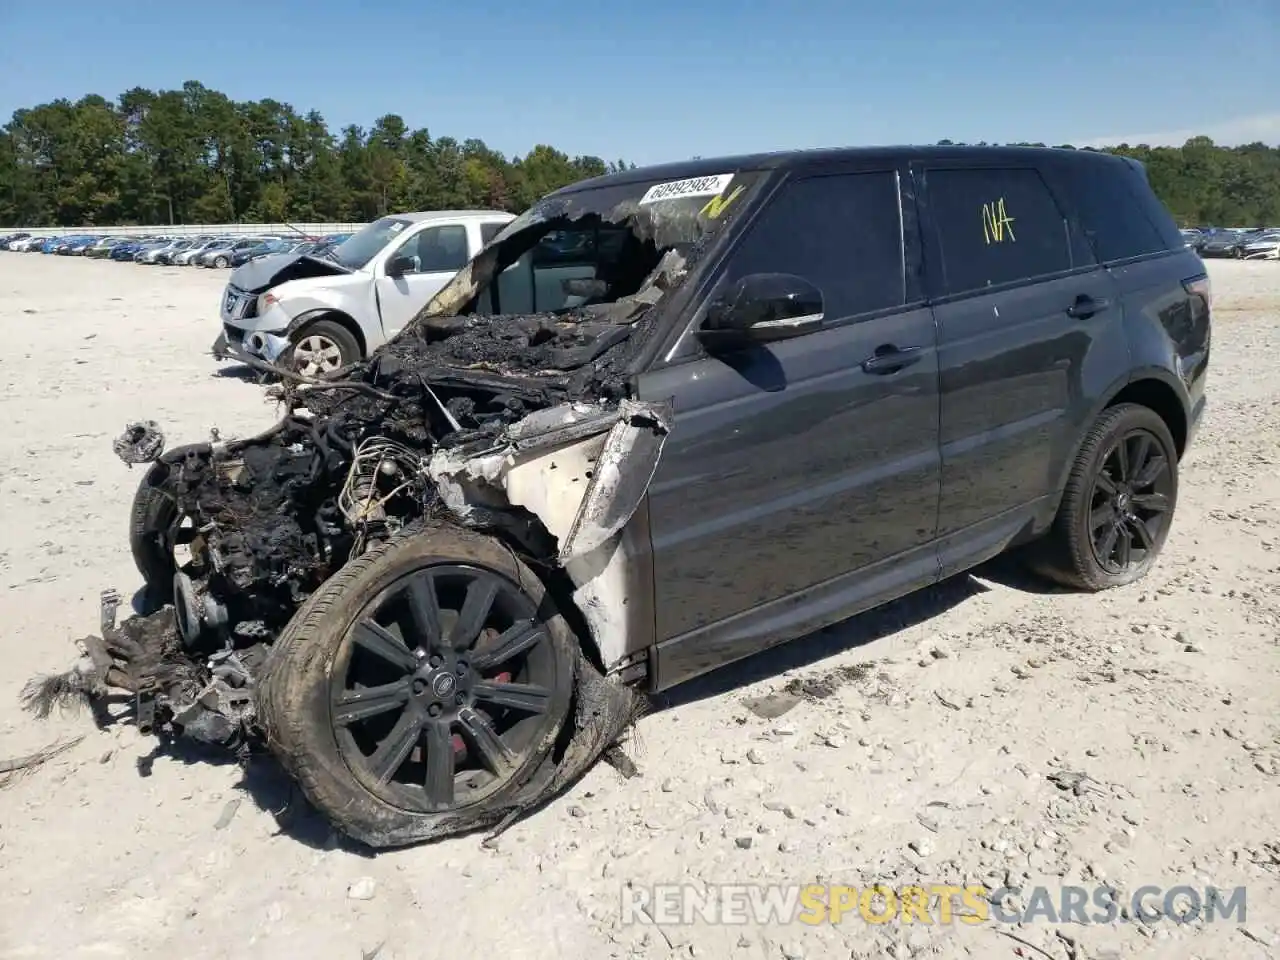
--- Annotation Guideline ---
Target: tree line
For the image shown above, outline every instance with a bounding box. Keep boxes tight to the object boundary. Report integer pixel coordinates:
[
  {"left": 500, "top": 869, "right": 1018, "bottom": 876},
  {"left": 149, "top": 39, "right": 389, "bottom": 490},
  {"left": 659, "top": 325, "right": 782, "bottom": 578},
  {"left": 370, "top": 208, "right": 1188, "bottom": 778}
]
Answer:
[{"left": 1, "top": 81, "right": 1277, "bottom": 228}]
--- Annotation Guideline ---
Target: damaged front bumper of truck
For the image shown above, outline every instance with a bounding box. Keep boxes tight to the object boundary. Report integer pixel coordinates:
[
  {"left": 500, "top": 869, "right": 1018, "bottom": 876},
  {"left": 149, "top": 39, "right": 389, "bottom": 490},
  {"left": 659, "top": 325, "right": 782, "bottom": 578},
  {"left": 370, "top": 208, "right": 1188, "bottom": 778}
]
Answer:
[{"left": 212, "top": 327, "right": 293, "bottom": 366}]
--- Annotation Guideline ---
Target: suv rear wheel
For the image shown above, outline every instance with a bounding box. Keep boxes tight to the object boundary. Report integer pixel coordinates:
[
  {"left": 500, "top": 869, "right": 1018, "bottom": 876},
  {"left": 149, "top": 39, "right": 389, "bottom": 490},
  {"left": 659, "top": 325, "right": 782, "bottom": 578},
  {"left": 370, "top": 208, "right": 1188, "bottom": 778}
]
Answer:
[
  {"left": 1035, "top": 403, "right": 1179, "bottom": 591},
  {"left": 257, "top": 526, "right": 577, "bottom": 847}
]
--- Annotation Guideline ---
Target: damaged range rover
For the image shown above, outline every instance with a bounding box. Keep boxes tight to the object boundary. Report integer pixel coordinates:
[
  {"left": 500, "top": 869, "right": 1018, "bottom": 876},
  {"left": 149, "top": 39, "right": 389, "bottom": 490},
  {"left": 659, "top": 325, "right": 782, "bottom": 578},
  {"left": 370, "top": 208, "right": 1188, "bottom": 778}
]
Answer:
[{"left": 31, "top": 147, "right": 1207, "bottom": 848}]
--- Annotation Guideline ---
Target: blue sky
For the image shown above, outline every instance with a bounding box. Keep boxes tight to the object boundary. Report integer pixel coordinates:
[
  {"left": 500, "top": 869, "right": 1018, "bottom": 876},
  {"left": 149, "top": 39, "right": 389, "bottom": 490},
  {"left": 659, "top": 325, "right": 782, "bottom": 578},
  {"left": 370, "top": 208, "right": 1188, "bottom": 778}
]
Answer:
[{"left": 1, "top": 0, "right": 1277, "bottom": 166}]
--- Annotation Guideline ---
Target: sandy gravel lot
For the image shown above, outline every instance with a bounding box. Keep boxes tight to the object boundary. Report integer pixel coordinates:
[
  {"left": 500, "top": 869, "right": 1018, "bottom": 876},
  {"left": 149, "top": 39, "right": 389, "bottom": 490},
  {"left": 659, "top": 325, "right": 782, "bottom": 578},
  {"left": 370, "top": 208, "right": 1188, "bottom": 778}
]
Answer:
[{"left": 0, "top": 255, "right": 1277, "bottom": 960}]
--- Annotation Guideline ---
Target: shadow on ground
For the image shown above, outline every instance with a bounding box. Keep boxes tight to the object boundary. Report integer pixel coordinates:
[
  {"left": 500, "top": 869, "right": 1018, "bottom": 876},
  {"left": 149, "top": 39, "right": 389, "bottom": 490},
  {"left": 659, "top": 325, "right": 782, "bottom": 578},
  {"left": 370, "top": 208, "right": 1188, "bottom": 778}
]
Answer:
[
  {"left": 211, "top": 362, "right": 269, "bottom": 383},
  {"left": 656, "top": 572, "right": 993, "bottom": 711}
]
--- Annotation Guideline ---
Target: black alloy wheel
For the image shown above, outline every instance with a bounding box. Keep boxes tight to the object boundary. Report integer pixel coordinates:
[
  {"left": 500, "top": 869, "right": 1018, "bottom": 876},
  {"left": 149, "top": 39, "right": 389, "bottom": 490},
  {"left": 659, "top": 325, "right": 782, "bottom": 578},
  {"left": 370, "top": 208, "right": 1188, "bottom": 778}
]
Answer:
[
  {"left": 1029, "top": 403, "right": 1180, "bottom": 591},
  {"left": 1087, "top": 428, "right": 1175, "bottom": 575},
  {"left": 330, "top": 563, "right": 560, "bottom": 813}
]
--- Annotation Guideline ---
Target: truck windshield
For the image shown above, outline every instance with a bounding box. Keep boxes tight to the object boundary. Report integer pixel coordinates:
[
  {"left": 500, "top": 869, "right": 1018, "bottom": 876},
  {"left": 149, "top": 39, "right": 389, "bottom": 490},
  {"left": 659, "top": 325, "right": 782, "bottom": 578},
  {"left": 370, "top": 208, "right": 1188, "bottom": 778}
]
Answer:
[{"left": 325, "top": 217, "right": 413, "bottom": 270}]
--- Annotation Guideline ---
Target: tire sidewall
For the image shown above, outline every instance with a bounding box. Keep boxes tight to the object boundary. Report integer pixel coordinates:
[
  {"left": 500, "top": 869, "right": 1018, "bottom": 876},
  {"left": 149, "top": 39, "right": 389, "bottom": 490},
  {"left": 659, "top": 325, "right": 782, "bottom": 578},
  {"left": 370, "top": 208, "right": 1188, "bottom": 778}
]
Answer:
[
  {"left": 261, "top": 527, "right": 577, "bottom": 847},
  {"left": 1070, "top": 406, "right": 1179, "bottom": 588}
]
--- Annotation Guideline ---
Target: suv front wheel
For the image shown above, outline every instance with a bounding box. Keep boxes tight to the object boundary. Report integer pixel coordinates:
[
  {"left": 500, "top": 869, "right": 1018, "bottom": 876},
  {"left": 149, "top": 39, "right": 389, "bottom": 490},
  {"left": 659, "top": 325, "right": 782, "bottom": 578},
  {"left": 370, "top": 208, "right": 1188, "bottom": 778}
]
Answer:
[
  {"left": 285, "top": 318, "right": 360, "bottom": 377},
  {"left": 1036, "top": 403, "right": 1179, "bottom": 591}
]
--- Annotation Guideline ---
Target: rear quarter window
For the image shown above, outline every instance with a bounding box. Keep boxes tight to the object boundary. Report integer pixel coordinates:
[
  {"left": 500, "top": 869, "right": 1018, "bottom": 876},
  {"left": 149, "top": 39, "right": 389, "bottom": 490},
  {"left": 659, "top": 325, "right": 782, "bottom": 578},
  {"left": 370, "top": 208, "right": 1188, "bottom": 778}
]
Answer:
[
  {"left": 1060, "top": 160, "right": 1182, "bottom": 262},
  {"left": 926, "top": 167, "right": 1074, "bottom": 296}
]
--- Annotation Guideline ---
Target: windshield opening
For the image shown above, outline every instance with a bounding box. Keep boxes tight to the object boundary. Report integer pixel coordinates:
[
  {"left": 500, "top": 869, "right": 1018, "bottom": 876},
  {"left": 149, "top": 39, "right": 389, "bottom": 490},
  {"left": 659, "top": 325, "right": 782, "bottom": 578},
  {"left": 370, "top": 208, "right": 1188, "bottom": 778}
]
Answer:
[
  {"left": 421, "top": 168, "right": 767, "bottom": 325},
  {"left": 324, "top": 217, "right": 412, "bottom": 270}
]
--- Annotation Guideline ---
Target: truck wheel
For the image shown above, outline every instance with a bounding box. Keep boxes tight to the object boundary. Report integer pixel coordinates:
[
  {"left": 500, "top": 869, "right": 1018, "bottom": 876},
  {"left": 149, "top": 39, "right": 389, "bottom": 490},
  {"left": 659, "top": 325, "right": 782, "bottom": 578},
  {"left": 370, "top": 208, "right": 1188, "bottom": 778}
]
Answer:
[
  {"left": 1034, "top": 403, "right": 1178, "bottom": 591},
  {"left": 286, "top": 319, "right": 360, "bottom": 376},
  {"left": 257, "top": 525, "right": 577, "bottom": 848}
]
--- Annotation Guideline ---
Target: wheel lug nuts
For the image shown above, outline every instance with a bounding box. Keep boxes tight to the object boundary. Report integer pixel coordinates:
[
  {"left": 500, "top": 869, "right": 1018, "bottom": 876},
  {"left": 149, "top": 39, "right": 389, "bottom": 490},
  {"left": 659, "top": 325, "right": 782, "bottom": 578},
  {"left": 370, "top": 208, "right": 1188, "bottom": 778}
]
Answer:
[
  {"left": 455, "top": 692, "right": 465, "bottom": 705},
  {"left": 428, "top": 655, "right": 443, "bottom": 667},
  {"left": 411, "top": 679, "right": 426, "bottom": 694},
  {"left": 455, "top": 663, "right": 467, "bottom": 676},
  {"left": 428, "top": 703, "right": 442, "bottom": 717}
]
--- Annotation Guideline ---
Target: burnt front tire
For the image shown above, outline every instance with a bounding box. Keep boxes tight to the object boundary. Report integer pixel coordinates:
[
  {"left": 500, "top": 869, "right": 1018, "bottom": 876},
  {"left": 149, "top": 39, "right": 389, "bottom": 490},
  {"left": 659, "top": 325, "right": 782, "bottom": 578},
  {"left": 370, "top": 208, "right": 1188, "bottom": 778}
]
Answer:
[
  {"left": 1034, "top": 403, "right": 1179, "bottom": 591},
  {"left": 129, "top": 444, "right": 203, "bottom": 592},
  {"left": 284, "top": 318, "right": 360, "bottom": 377},
  {"left": 257, "top": 525, "right": 577, "bottom": 848}
]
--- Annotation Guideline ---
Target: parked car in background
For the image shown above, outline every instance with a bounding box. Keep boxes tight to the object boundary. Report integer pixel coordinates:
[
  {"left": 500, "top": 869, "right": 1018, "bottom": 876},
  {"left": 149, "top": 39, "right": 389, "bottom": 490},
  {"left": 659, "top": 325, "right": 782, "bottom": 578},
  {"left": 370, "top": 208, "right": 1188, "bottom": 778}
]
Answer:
[
  {"left": 1198, "top": 231, "right": 1247, "bottom": 258},
  {"left": 155, "top": 237, "right": 210, "bottom": 264},
  {"left": 12, "top": 235, "right": 48, "bottom": 251},
  {"left": 55, "top": 236, "right": 100, "bottom": 255},
  {"left": 0, "top": 231, "right": 32, "bottom": 248},
  {"left": 215, "top": 210, "right": 514, "bottom": 373},
  {"left": 84, "top": 237, "right": 131, "bottom": 258},
  {"left": 198, "top": 237, "right": 278, "bottom": 268},
  {"left": 139, "top": 239, "right": 189, "bottom": 263},
  {"left": 228, "top": 238, "right": 294, "bottom": 267},
  {"left": 120, "top": 238, "right": 164, "bottom": 261},
  {"left": 173, "top": 238, "right": 231, "bottom": 265},
  {"left": 1241, "top": 231, "right": 1280, "bottom": 260}
]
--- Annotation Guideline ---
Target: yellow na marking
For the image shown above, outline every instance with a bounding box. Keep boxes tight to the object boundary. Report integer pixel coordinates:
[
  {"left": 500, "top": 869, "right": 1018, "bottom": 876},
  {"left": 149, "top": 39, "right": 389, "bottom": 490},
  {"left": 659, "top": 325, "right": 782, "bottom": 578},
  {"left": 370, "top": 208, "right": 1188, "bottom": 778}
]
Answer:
[
  {"left": 982, "top": 197, "right": 1016, "bottom": 244},
  {"left": 700, "top": 184, "right": 744, "bottom": 220}
]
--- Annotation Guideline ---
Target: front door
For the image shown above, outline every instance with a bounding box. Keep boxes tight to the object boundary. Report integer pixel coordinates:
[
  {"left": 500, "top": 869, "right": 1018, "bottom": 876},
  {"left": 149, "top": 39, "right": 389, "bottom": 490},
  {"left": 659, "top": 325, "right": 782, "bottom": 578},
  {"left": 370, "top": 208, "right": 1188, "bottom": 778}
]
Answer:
[
  {"left": 638, "top": 167, "right": 943, "bottom": 687},
  {"left": 374, "top": 223, "right": 472, "bottom": 337}
]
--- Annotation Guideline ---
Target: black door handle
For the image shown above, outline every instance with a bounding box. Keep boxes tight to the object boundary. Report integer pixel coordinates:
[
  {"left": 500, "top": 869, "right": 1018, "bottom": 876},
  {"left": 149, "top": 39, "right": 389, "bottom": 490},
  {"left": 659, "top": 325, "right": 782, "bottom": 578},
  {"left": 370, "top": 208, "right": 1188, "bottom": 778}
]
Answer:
[
  {"left": 1065, "top": 294, "right": 1112, "bottom": 319},
  {"left": 861, "top": 344, "right": 922, "bottom": 374}
]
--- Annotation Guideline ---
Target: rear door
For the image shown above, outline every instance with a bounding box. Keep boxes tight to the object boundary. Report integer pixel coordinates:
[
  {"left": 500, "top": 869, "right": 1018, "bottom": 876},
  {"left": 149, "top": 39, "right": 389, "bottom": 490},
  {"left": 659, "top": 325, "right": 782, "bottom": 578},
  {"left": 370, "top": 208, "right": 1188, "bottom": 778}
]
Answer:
[
  {"left": 913, "top": 161, "right": 1120, "bottom": 574},
  {"left": 639, "top": 165, "right": 943, "bottom": 686},
  {"left": 374, "top": 222, "right": 474, "bottom": 337}
]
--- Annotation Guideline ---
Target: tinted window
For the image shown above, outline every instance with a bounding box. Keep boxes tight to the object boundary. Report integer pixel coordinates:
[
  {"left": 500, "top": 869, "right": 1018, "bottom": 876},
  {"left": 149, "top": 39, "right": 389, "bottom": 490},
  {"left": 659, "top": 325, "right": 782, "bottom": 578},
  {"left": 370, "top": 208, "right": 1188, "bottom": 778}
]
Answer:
[
  {"left": 718, "top": 172, "right": 905, "bottom": 319},
  {"left": 1061, "top": 162, "right": 1179, "bottom": 262},
  {"left": 927, "top": 168, "right": 1073, "bottom": 295},
  {"left": 480, "top": 221, "right": 507, "bottom": 245}
]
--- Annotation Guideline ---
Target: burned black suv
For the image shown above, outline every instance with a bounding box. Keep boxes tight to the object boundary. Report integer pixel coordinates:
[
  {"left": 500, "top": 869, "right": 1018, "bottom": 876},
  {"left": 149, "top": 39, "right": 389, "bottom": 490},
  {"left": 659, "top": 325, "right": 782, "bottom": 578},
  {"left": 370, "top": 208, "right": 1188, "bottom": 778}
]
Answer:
[{"left": 36, "top": 145, "right": 1209, "bottom": 848}]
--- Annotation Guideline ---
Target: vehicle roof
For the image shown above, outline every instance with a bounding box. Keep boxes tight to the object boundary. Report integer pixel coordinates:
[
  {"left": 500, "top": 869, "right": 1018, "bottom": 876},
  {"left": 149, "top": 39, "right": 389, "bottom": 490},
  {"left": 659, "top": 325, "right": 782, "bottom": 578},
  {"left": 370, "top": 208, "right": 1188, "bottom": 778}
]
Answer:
[
  {"left": 388, "top": 209, "right": 515, "bottom": 223},
  {"left": 557, "top": 144, "right": 1142, "bottom": 194}
]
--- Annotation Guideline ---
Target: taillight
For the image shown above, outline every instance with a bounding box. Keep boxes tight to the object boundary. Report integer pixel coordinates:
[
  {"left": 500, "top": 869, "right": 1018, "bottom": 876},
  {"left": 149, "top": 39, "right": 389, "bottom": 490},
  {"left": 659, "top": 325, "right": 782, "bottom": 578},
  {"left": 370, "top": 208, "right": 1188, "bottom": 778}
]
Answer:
[{"left": 1183, "top": 275, "right": 1211, "bottom": 311}]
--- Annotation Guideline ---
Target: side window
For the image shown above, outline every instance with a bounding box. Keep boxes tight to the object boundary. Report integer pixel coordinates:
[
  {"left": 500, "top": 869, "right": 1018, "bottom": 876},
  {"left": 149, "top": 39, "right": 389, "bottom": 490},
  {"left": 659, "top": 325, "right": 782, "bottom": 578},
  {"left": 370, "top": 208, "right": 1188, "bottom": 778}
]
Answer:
[
  {"left": 1061, "top": 164, "right": 1176, "bottom": 262},
  {"left": 927, "top": 168, "right": 1073, "bottom": 295},
  {"left": 717, "top": 172, "right": 905, "bottom": 320},
  {"left": 480, "top": 221, "right": 506, "bottom": 246},
  {"left": 396, "top": 225, "right": 469, "bottom": 274},
  {"left": 416, "top": 225, "right": 470, "bottom": 272}
]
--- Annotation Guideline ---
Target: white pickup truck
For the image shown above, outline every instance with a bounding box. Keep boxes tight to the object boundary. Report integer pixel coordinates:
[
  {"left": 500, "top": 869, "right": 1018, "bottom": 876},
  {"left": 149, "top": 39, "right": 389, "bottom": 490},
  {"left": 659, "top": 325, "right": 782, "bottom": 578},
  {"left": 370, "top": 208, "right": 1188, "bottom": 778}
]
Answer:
[{"left": 213, "top": 209, "right": 515, "bottom": 375}]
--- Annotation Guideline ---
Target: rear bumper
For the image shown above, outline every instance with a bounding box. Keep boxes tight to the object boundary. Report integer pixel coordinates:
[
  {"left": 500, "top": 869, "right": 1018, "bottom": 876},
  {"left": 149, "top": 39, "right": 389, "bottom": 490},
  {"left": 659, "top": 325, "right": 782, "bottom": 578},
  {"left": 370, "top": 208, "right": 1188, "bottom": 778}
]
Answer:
[{"left": 1186, "top": 393, "right": 1205, "bottom": 453}]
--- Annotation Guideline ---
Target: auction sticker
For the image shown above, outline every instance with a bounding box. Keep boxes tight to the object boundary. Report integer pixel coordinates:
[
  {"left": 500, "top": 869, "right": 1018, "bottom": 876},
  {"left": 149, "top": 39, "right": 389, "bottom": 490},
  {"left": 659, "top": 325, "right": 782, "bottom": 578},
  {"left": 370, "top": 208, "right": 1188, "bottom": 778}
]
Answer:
[{"left": 638, "top": 173, "right": 735, "bottom": 205}]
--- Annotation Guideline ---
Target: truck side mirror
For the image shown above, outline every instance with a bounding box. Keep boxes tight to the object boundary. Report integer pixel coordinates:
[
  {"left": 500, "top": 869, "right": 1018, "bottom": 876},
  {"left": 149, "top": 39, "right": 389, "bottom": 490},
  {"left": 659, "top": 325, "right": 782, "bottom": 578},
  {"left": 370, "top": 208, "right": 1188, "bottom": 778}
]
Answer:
[{"left": 386, "top": 255, "right": 415, "bottom": 277}]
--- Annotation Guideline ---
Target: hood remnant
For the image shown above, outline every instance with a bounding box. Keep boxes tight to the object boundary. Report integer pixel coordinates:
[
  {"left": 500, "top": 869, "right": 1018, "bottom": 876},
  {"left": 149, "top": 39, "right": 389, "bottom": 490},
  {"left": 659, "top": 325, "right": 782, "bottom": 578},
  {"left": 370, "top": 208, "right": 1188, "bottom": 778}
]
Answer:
[
  {"left": 26, "top": 206, "right": 690, "bottom": 846},
  {"left": 227, "top": 251, "right": 350, "bottom": 295}
]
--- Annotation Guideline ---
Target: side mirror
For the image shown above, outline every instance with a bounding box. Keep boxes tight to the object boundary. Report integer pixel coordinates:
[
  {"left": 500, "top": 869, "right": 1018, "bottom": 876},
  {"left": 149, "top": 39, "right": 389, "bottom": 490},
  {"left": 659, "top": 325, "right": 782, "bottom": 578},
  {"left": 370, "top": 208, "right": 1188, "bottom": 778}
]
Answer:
[
  {"left": 696, "top": 273, "right": 825, "bottom": 352},
  {"left": 386, "top": 255, "right": 414, "bottom": 277}
]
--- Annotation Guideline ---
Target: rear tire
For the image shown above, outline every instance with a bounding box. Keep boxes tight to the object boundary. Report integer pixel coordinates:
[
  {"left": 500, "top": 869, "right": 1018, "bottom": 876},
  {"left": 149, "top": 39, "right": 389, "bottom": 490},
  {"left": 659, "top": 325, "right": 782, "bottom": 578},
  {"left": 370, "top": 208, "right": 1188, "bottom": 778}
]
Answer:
[
  {"left": 257, "top": 525, "right": 578, "bottom": 848},
  {"left": 213, "top": 255, "right": 229, "bottom": 268},
  {"left": 1033, "top": 403, "right": 1179, "bottom": 591}
]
